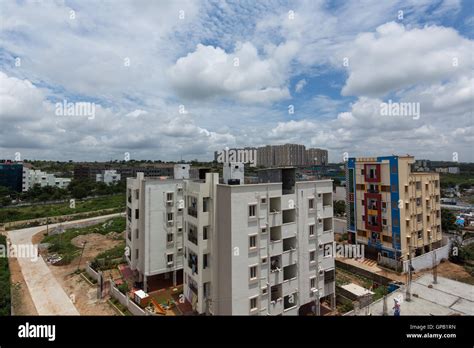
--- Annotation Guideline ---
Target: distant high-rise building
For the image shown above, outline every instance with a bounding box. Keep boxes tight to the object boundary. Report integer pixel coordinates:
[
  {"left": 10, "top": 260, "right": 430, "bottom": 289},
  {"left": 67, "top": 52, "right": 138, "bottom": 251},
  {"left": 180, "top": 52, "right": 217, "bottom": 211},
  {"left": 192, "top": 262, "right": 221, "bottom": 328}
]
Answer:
[
  {"left": 0, "top": 162, "right": 23, "bottom": 192},
  {"left": 217, "top": 144, "right": 328, "bottom": 168}
]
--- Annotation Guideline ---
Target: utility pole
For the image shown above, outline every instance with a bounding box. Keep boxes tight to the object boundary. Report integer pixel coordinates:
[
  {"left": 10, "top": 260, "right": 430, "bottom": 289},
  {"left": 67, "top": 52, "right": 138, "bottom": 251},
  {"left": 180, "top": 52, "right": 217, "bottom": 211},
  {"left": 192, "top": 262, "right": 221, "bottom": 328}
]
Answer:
[
  {"left": 77, "top": 241, "right": 87, "bottom": 272},
  {"left": 406, "top": 235, "right": 412, "bottom": 302}
]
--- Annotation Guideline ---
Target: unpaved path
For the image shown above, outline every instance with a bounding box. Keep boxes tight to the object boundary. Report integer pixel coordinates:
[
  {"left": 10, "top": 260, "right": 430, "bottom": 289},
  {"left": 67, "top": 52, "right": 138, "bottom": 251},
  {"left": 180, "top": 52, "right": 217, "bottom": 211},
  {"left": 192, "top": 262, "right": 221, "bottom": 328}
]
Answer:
[{"left": 7, "top": 213, "right": 121, "bottom": 315}]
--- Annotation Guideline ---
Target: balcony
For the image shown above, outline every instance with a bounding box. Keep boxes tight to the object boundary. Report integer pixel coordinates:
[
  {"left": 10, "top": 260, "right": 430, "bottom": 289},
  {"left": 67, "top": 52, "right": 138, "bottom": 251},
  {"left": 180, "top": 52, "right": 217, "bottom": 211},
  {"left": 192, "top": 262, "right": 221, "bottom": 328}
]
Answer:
[
  {"left": 270, "top": 226, "right": 282, "bottom": 242},
  {"left": 270, "top": 284, "right": 282, "bottom": 303},
  {"left": 283, "top": 264, "right": 297, "bottom": 281},
  {"left": 188, "top": 251, "right": 198, "bottom": 275},
  {"left": 187, "top": 224, "right": 198, "bottom": 245},
  {"left": 269, "top": 197, "right": 281, "bottom": 213},
  {"left": 323, "top": 218, "right": 332, "bottom": 233},
  {"left": 282, "top": 209, "right": 296, "bottom": 224},
  {"left": 283, "top": 292, "right": 298, "bottom": 311},
  {"left": 270, "top": 255, "right": 282, "bottom": 272},
  {"left": 187, "top": 207, "right": 198, "bottom": 218}
]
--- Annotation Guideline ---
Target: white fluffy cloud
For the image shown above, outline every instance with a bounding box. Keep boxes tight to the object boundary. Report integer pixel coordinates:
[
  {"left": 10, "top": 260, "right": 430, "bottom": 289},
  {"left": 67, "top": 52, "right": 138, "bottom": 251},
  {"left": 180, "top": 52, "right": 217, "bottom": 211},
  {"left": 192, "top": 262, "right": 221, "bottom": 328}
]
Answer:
[
  {"left": 168, "top": 41, "right": 297, "bottom": 103},
  {"left": 342, "top": 22, "right": 472, "bottom": 97}
]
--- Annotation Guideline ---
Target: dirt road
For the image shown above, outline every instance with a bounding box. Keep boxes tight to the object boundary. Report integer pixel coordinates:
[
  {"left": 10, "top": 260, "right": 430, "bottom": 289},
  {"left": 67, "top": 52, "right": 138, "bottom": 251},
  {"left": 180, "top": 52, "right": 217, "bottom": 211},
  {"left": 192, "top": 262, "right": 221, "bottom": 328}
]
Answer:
[{"left": 7, "top": 213, "right": 121, "bottom": 315}]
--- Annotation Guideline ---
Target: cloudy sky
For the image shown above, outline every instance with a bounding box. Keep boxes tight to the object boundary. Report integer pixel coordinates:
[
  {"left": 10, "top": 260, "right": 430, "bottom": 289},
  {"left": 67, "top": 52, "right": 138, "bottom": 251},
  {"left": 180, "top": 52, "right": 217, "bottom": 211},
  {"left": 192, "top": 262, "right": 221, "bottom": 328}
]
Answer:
[{"left": 0, "top": 0, "right": 472, "bottom": 163}]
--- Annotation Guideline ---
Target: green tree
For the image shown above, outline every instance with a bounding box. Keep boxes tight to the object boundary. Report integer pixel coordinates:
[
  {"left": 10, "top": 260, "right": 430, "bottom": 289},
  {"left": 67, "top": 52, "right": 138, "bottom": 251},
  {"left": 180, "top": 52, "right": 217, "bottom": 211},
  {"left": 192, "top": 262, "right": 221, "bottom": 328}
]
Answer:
[
  {"left": 333, "top": 200, "right": 346, "bottom": 216},
  {"left": 441, "top": 208, "right": 457, "bottom": 232}
]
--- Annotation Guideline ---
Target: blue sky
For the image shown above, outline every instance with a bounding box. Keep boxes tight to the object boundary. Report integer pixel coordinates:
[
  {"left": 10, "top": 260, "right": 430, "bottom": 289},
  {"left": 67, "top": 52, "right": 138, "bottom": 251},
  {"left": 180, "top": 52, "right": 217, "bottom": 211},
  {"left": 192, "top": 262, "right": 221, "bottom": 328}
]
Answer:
[{"left": 0, "top": 0, "right": 472, "bottom": 162}]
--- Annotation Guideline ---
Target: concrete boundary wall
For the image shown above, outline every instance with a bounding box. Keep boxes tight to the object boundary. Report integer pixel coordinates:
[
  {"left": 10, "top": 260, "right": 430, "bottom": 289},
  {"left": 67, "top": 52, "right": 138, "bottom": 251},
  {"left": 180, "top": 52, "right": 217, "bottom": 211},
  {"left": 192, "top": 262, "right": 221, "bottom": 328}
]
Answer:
[
  {"left": 109, "top": 280, "right": 147, "bottom": 316},
  {"left": 85, "top": 262, "right": 101, "bottom": 283},
  {"left": 403, "top": 242, "right": 451, "bottom": 273}
]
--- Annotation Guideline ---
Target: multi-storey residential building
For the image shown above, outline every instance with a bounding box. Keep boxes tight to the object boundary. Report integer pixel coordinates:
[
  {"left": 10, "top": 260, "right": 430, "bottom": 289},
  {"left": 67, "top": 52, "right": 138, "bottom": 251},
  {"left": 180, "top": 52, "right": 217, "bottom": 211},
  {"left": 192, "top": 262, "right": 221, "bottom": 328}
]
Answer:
[
  {"left": 346, "top": 156, "right": 442, "bottom": 264},
  {"left": 182, "top": 167, "right": 336, "bottom": 315},
  {"left": 22, "top": 168, "right": 71, "bottom": 191},
  {"left": 125, "top": 167, "right": 189, "bottom": 291},
  {"left": 96, "top": 170, "right": 121, "bottom": 185},
  {"left": 305, "top": 148, "right": 328, "bottom": 166}
]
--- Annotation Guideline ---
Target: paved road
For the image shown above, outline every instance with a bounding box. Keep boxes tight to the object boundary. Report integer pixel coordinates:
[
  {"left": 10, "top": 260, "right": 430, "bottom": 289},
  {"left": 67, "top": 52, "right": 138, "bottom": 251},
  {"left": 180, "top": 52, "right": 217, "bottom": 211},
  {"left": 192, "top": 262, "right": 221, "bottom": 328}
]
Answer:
[{"left": 7, "top": 213, "right": 122, "bottom": 315}]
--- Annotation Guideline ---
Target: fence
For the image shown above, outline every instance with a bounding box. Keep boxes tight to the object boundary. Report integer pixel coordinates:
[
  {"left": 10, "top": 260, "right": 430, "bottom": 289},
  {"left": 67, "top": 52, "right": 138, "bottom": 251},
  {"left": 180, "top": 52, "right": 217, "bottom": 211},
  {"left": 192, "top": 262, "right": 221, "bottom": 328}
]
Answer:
[
  {"left": 109, "top": 280, "right": 148, "bottom": 316},
  {"left": 85, "top": 262, "right": 101, "bottom": 283},
  {"left": 402, "top": 241, "right": 451, "bottom": 273}
]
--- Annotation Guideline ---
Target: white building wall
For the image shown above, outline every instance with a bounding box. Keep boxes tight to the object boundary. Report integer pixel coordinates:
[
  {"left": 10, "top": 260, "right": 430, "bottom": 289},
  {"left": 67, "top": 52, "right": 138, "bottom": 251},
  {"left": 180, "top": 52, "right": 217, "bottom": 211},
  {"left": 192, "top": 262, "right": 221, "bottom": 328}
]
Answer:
[{"left": 126, "top": 173, "right": 184, "bottom": 290}]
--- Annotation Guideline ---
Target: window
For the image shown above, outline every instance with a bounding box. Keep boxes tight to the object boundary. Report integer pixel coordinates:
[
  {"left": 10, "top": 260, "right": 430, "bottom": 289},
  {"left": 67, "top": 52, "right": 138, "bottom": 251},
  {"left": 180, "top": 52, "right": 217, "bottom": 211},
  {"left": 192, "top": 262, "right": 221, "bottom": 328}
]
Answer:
[
  {"left": 167, "top": 254, "right": 174, "bottom": 263},
  {"left": 261, "top": 286, "right": 268, "bottom": 295},
  {"left": 417, "top": 231, "right": 422, "bottom": 239},
  {"left": 261, "top": 227, "right": 267, "bottom": 234},
  {"left": 416, "top": 182, "right": 421, "bottom": 190},
  {"left": 135, "top": 190, "right": 139, "bottom": 200},
  {"left": 310, "top": 277, "right": 316, "bottom": 290},
  {"left": 309, "top": 224, "right": 315, "bottom": 236},
  {"left": 249, "top": 204, "right": 257, "bottom": 218},
  {"left": 361, "top": 199, "right": 365, "bottom": 206},
  {"left": 135, "top": 209, "right": 139, "bottom": 219},
  {"left": 261, "top": 198, "right": 267, "bottom": 204},
  {"left": 167, "top": 212, "right": 174, "bottom": 222},
  {"left": 203, "top": 226, "right": 209, "bottom": 240},
  {"left": 425, "top": 183, "right": 429, "bottom": 191},
  {"left": 166, "top": 192, "right": 173, "bottom": 201},
  {"left": 382, "top": 219, "right": 387, "bottom": 226},
  {"left": 261, "top": 257, "right": 267, "bottom": 264},
  {"left": 203, "top": 254, "right": 209, "bottom": 269},
  {"left": 167, "top": 233, "right": 173, "bottom": 243},
  {"left": 250, "top": 297, "right": 258, "bottom": 311},
  {"left": 417, "top": 214, "right": 422, "bottom": 223},
  {"left": 135, "top": 249, "right": 139, "bottom": 259},
  {"left": 249, "top": 235, "right": 257, "bottom": 249},
  {"left": 309, "top": 250, "right": 316, "bottom": 262},
  {"left": 203, "top": 197, "right": 210, "bottom": 212},
  {"left": 135, "top": 228, "right": 139, "bottom": 239},
  {"left": 416, "top": 198, "right": 421, "bottom": 207},
  {"left": 249, "top": 266, "right": 257, "bottom": 280},
  {"left": 309, "top": 198, "right": 314, "bottom": 209}
]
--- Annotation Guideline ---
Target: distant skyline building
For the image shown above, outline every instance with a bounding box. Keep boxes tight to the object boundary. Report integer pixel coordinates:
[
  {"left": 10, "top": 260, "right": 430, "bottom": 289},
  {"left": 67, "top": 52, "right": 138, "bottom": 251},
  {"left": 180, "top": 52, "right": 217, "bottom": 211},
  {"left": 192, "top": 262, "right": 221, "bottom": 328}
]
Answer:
[
  {"left": 215, "top": 144, "right": 328, "bottom": 168},
  {"left": 96, "top": 170, "right": 121, "bottom": 185},
  {"left": 22, "top": 168, "right": 71, "bottom": 191},
  {"left": 0, "top": 162, "right": 23, "bottom": 192}
]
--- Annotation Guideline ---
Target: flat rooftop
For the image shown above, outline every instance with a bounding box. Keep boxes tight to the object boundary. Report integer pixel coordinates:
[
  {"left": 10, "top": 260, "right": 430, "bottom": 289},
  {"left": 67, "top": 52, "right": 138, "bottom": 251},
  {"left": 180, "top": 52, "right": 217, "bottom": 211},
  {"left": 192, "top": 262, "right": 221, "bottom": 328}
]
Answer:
[{"left": 350, "top": 274, "right": 474, "bottom": 316}]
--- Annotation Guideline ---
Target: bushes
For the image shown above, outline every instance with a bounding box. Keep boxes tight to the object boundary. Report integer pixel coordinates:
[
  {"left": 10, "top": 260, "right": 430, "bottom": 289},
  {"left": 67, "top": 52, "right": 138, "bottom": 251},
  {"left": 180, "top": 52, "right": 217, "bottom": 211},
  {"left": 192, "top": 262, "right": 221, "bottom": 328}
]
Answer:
[
  {"left": 0, "top": 235, "right": 11, "bottom": 316},
  {"left": 41, "top": 217, "right": 125, "bottom": 265},
  {"left": 0, "top": 194, "right": 125, "bottom": 224}
]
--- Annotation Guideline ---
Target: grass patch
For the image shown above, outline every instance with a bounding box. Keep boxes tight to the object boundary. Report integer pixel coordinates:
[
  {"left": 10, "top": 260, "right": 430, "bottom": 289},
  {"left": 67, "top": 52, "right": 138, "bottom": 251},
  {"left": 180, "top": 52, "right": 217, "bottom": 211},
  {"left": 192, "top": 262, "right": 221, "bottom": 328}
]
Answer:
[
  {"left": 0, "top": 235, "right": 11, "bottom": 315},
  {"left": 0, "top": 194, "right": 125, "bottom": 223},
  {"left": 91, "top": 243, "right": 126, "bottom": 271},
  {"left": 41, "top": 217, "right": 125, "bottom": 265}
]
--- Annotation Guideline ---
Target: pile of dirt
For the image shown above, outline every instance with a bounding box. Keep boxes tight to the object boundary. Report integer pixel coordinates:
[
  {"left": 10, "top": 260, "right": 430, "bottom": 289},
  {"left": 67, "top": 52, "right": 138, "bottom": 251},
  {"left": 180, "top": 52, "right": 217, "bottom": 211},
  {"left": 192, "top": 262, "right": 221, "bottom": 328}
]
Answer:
[{"left": 106, "top": 231, "right": 122, "bottom": 240}]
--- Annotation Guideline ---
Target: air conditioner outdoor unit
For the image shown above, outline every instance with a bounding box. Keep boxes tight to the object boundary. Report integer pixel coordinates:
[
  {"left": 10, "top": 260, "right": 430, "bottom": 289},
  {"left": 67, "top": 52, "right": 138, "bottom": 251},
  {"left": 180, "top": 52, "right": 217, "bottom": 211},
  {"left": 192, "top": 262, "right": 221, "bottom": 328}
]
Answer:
[{"left": 166, "top": 200, "right": 173, "bottom": 206}]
